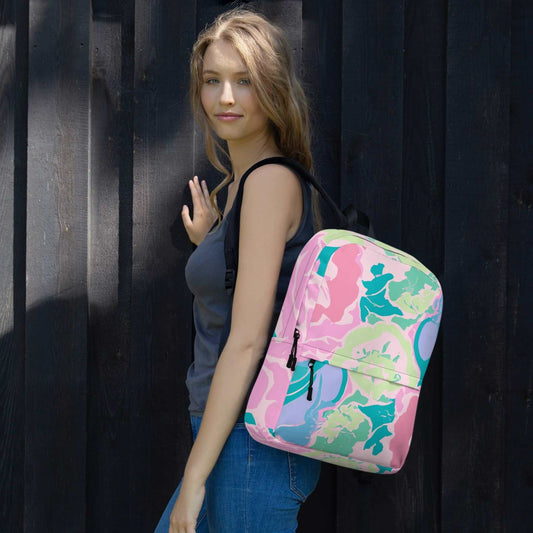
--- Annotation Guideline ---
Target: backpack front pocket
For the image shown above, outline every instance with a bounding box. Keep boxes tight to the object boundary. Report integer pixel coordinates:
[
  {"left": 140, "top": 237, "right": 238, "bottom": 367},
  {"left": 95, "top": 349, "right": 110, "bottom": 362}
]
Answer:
[{"left": 272, "top": 348, "right": 420, "bottom": 472}]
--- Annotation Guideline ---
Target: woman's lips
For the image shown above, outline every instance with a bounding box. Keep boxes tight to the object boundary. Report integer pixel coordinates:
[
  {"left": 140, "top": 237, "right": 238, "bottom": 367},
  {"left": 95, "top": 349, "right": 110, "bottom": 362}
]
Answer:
[{"left": 215, "top": 114, "right": 242, "bottom": 122}]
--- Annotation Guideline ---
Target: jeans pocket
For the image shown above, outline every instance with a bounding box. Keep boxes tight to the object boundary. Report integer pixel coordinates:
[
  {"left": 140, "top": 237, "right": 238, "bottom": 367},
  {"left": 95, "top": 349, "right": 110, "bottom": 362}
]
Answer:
[{"left": 287, "top": 452, "right": 321, "bottom": 503}]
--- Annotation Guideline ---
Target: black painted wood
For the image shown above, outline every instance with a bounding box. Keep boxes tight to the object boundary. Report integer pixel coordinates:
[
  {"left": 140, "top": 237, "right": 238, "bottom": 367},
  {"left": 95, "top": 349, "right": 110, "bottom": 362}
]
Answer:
[
  {"left": 10, "top": 1, "right": 28, "bottom": 531},
  {"left": 302, "top": 0, "right": 342, "bottom": 227},
  {"left": 24, "top": 0, "right": 90, "bottom": 531},
  {"left": 86, "top": 5, "right": 130, "bottom": 532},
  {"left": 442, "top": 1, "right": 510, "bottom": 531},
  {"left": 133, "top": 0, "right": 199, "bottom": 528},
  {"left": 506, "top": 0, "right": 533, "bottom": 529},
  {"left": 0, "top": 1, "right": 23, "bottom": 532},
  {"left": 340, "top": 0, "right": 405, "bottom": 248}
]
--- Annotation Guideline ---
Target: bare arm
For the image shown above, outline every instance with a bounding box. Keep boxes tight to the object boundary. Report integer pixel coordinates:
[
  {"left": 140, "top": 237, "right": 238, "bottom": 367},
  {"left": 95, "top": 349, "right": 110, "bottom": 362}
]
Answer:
[{"left": 170, "top": 165, "right": 302, "bottom": 532}]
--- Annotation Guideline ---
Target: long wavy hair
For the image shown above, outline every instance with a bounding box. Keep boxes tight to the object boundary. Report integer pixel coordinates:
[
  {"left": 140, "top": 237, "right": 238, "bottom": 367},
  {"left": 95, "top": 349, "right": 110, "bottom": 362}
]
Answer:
[{"left": 189, "top": 7, "right": 321, "bottom": 227}]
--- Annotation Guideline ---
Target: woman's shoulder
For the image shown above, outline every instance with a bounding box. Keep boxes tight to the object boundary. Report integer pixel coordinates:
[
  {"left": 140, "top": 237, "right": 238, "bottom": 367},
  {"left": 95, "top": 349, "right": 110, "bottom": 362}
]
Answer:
[
  {"left": 240, "top": 162, "right": 305, "bottom": 241},
  {"left": 242, "top": 162, "right": 302, "bottom": 201}
]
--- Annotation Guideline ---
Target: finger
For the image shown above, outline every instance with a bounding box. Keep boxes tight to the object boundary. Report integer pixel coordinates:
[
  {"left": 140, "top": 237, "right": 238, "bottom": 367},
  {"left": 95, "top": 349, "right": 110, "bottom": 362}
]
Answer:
[
  {"left": 200, "top": 181, "right": 216, "bottom": 212},
  {"left": 201, "top": 180, "right": 211, "bottom": 204},
  {"left": 204, "top": 195, "right": 215, "bottom": 216},
  {"left": 189, "top": 179, "right": 206, "bottom": 211},
  {"left": 195, "top": 176, "right": 209, "bottom": 209},
  {"left": 181, "top": 205, "right": 192, "bottom": 228}
]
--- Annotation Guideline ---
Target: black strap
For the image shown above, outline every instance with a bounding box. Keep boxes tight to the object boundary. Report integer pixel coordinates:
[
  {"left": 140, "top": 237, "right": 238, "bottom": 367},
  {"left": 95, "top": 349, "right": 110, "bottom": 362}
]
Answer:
[{"left": 223, "top": 156, "right": 371, "bottom": 296}]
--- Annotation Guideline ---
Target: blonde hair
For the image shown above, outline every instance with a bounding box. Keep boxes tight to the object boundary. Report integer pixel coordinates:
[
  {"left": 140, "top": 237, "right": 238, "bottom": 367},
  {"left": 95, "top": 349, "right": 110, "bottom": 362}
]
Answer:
[{"left": 190, "top": 7, "right": 320, "bottom": 226}]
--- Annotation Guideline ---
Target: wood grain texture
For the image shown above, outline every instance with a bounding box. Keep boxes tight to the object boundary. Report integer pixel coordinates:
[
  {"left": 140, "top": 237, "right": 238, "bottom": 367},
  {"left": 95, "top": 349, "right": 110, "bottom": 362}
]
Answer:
[
  {"left": 86, "top": 6, "right": 129, "bottom": 532},
  {"left": 302, "top": 0, "right": 342, "bottom": 227},
  {"left": 25, "top": 0, "right": 89, "bottom": 530},
  {"left": 340, "top": 0, "right": 405, "bottom": 247},
  {"left": 442, "top": 1, "right": 510, "bottom": 530},
  {"left": 506, "top": 0, "right": 533, "bottom": 529},
  {"left": 133, "top": 0, "right": 198, "bottom": 528},
  {"left": 0, "top": 1, "right": 23, "bottom": 531}
]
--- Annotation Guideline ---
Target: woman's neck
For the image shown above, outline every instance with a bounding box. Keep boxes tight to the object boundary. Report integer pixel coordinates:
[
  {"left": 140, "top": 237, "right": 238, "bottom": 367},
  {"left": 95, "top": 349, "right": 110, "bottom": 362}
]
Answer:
[{"left": 227, "top": 132, "right": 282, "bottom": 183}]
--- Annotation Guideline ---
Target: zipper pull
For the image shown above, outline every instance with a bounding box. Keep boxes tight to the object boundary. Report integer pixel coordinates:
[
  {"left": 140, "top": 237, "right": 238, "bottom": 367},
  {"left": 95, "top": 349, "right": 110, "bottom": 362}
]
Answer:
[
  {"left": 286, "top": 328, "right": 300, "bottom": 371},
  {"left": 307, "top": 359, "right": 315, "bottom": 401}
]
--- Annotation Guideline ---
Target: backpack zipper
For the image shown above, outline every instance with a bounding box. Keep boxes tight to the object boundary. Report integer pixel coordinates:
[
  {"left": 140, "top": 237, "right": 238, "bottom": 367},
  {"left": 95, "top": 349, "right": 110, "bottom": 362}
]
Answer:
[
  {"left": 307, "top": 359, "right": 316, "bottom": 401},
  {"left": 281, "top": 240, "right": 320, "bottom": 338},
  {"left": 286, "top": 328, "right": 300, "bottom": 371},
  {"left": 348, "top": 231, "right": 427, "bottom": 268}
]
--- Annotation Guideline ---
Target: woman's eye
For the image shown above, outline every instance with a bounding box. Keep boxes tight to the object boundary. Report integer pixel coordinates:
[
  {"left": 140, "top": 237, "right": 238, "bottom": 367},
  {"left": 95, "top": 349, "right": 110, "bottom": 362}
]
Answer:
[
  {"left": 204, "top": 78, "right": 218, "bottom": 85},
  {"left": 238, "top": 78, "right": 251, "bottom": 86}
]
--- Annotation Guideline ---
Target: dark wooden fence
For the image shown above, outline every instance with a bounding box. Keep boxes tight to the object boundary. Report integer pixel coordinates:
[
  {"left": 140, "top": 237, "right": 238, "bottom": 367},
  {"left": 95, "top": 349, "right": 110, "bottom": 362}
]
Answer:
[{"left": 1, "top": 0, "right": 531, "bottom": 531}]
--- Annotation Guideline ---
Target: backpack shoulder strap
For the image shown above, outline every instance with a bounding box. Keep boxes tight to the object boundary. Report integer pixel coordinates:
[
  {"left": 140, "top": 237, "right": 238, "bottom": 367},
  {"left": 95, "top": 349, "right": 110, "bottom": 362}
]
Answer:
[{"left": 223, "top": 156, "right": 371, "bottom": 296}]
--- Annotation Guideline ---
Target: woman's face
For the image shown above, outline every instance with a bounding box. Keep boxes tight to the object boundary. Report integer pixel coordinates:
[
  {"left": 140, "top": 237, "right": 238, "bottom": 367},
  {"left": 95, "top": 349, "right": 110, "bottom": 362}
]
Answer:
[{"left": 200, "top": 39, "right": 269, "bottom": 144}]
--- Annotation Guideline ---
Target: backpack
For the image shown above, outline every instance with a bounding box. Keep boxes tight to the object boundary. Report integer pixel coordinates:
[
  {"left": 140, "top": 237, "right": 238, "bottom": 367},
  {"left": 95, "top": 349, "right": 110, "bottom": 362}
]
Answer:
[{"left": 224, "top": 157, "right": 443, "bottom": 474}]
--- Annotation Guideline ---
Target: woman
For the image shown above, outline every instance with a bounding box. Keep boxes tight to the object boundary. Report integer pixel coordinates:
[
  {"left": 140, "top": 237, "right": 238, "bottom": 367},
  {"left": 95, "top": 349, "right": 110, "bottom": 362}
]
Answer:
[{"left": 155, "top": 8, "right": 321, "bottom": 533}]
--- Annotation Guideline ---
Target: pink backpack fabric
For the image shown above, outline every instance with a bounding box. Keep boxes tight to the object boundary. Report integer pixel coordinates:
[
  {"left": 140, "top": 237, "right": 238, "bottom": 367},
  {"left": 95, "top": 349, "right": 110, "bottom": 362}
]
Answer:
[{"left": 244, "top": 229, "right": 443, "bottom": 473}]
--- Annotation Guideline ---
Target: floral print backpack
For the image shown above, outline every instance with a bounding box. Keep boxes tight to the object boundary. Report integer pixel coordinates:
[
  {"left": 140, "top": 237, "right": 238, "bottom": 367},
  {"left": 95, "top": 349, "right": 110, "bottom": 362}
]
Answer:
[{"left": 224, "top": 157, "right": 443, "bottom": 473}]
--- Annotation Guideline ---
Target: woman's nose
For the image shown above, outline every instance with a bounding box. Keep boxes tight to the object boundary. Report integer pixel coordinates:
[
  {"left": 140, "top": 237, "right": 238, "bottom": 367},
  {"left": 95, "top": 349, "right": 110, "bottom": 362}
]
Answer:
[{"left": 220, "top": 81, "right": 235, "bottom": 106}]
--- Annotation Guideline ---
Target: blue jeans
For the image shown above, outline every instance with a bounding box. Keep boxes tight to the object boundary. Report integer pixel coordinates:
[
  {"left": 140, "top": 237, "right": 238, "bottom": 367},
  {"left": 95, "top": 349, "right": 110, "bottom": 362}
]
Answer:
[{"left": 154, "top": 415, "right": 321, "bottom": 533}]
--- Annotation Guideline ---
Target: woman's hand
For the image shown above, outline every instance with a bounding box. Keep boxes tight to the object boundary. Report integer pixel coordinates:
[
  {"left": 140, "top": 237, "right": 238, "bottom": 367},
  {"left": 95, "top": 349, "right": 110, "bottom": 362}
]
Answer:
[
  {"left": 182, "top": 176, "right": 218, "bottom": 246},
  {"left": 169, "top": 478, "right": 206, "bottom": 533}
]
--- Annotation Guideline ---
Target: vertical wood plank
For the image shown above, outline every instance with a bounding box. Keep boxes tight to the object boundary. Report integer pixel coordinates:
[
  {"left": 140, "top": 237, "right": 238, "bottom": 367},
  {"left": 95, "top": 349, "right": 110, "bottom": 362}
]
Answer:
[
  {"left": 0, "top": 1, "right": 24, "bottom": 531},
  {"left": 338, "top": 1, "right": 406, "bottom": 530},
  {"left": 394, "top": 0, "right": 446, "bottom": 530},
  {"left": 86, "top": 3, "right": 130, "bottom": 531},
  {"left": 340, "top": 0, "right": 405, "bottom": 246},
  {"left": 442, "top": 1, "right": 510, "bottom": 530},
  {"left": 133, "top": 0, "right": 198, "bottom": 528},
  {"left": 506, "top": 0, "right": 533, "bottom": 528},
  {"left": 302, "top": 0, "right": 342, "bottom": 224},
  {"left": 25, "top": 0, "right": 89, "bottom": 530}
]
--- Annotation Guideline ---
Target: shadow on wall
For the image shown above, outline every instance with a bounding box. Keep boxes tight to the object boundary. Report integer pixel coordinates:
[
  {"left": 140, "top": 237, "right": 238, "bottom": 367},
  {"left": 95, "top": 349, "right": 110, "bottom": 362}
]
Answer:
[{"left": 0, "top": 281, "right": 196, "bottom": 531}]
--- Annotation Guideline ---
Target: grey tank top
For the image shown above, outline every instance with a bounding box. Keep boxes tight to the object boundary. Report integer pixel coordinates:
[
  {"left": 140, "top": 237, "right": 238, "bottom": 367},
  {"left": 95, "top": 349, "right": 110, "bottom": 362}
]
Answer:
[{"left": 184, "top": 171, "right": 314, "bottom": 417}]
